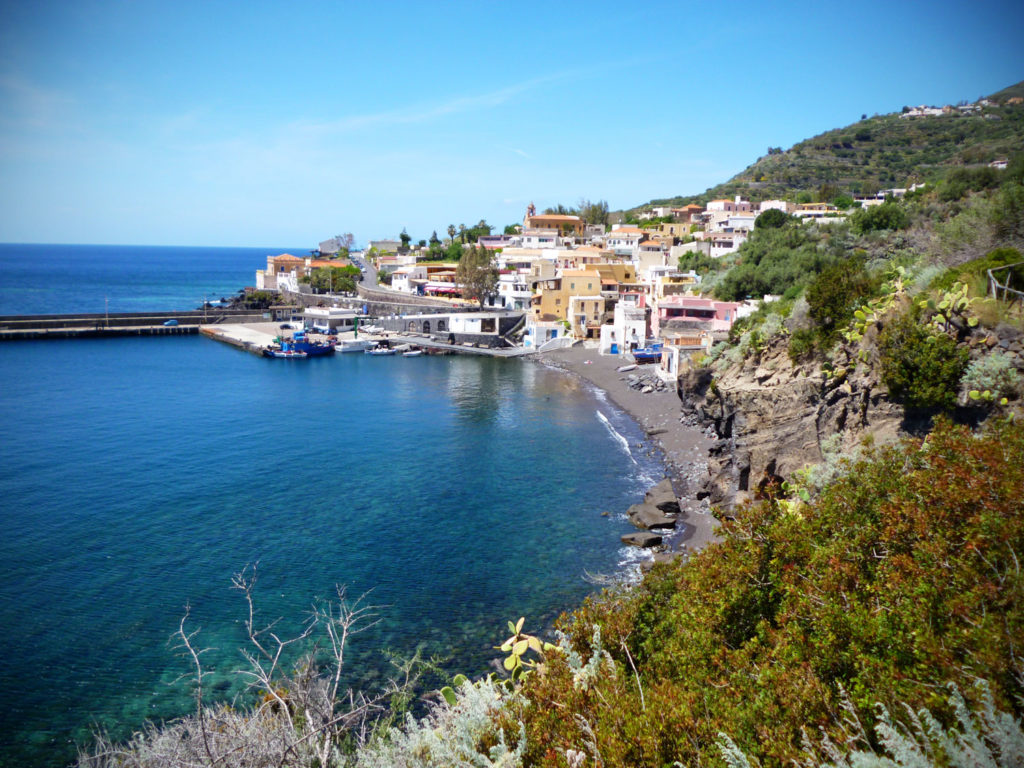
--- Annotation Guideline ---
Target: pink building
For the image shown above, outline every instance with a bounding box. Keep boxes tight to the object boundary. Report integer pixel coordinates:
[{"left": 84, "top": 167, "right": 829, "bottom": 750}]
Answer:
[{"left": 652, "top": 295, "right": 740, "bottom": 338}]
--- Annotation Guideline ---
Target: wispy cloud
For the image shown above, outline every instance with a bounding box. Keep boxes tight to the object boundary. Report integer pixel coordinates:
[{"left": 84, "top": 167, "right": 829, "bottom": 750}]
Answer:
[
  {"left": 293, "top": 63, "right": 630, "bottom": 136},
  {"left": 0, "top": 73, "right": 75, "bottom": 130},
  {"left": 510, "top": 148, "right": 531, "bottom": 159}
]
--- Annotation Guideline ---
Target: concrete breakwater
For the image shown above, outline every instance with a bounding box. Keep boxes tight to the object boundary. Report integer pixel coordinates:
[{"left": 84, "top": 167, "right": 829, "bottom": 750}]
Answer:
[{"left": 0, "top": 309, "right": 271, "bottom": 340}]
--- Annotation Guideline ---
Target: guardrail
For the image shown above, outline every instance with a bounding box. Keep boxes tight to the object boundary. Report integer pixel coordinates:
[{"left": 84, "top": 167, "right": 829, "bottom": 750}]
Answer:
[{"left": 988, "top": 262, "right": 1024, "bottom": 307}]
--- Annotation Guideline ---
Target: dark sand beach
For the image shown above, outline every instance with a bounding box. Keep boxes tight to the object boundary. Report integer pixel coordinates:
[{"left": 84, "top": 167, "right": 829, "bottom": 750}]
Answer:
[{"left": 537, "top": 345, "right": 720, "bottom": 554}]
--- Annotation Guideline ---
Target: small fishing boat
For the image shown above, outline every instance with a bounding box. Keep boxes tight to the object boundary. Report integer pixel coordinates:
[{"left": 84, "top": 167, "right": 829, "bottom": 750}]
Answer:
[
  {"left": 632, "top": 343, "right": 663, "bottom": 365},
  {"left": 364, "top": 345, "right": 396, "bottom": 356},
  {"left": 264, "top": 348, "right": 308, "bottom": 359},
  {"left": 402, "top": 349, "right": 424, "bottom": 357}
]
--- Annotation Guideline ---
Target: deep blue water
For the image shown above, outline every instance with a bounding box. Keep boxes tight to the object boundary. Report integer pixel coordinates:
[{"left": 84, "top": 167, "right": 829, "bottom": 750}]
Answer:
[
  {"left": 0, "top": 246, "right": 665, "bottom": 767},
  {"left": 0, "top": 243, "right": 295, "bottom": 315}
]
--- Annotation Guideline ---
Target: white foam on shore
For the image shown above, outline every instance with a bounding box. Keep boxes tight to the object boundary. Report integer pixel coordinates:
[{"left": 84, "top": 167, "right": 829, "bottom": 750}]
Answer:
[{"left": 596, "top": 409, "right": 637, "bottom": 464}]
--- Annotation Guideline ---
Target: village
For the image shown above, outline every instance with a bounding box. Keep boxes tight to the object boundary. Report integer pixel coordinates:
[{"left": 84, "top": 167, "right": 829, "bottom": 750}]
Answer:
[{"left": 246, "top": 190, "right": 919, "bottom": 374}]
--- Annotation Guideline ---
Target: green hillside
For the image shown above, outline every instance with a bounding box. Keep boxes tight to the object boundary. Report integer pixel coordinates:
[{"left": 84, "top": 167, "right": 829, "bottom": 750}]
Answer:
[{"left": 635, "top": 79, "right": 1024, "bottom": 210}]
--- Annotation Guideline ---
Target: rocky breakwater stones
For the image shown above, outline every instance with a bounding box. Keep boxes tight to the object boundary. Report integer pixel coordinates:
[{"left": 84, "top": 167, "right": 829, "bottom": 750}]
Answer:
[
  {"left": 621, "top": 478, "right": 682, "bottom": 548},
  {"left": 624, "top": 370, "right": 669, "bottom": 394}
]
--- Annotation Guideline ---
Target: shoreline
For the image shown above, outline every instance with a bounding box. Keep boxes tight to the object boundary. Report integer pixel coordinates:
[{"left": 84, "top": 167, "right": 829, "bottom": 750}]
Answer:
[{"left": 535, "top": 344, "right": 720, "bottom": 555}]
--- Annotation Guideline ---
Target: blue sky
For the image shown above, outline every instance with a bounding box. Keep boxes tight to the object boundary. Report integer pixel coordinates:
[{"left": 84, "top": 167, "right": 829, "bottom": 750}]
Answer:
[{"left": 0, "top": 1, "right": 1021, "bottom": 248}]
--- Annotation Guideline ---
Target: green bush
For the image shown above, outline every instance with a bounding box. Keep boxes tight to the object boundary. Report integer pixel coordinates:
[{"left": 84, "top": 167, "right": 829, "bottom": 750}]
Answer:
[
  {"left": 714, "top": 225, "right": 837, "bottom": 301},
  {"left": 878, "top": 312, "right": 968, "bottom": 410},
  {"left": 513, "top": 419, "right": 1024, "bottom": 767},
  {"left": 850, "top": 202, "right": 909, "bottom": 234},
  {"left": 805, "top": 258, "right": 875, "bottom": 341},
  {"left": 787, "top": 327, "right": 817, "bottom": 362}
]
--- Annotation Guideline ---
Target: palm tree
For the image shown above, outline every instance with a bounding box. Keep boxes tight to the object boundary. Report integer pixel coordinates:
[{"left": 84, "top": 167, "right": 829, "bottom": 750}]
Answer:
[
  {"left": 458, "top": 224, "right": 466, "bottom": 244},
  {"left": 447, "top": 224, "right": 456, "bottom": 244}
]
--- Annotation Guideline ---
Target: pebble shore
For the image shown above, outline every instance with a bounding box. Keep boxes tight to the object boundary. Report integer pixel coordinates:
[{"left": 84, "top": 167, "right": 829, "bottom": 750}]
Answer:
[{"left": 537, "top": 344, "right": 720, "bottom": 555}]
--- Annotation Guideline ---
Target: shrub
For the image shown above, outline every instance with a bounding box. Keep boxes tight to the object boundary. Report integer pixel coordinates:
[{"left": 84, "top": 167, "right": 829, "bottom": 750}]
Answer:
[
  {"left": 878, "top": 312, "right": 968, "bottom": 410},
  {"left": 787, "top": 327, "right": 817, "bottom": 362},
  {"left": 850, "top": 202, "right": 909, "bottom": 234},
  {"left": 515, "top": 419, "right": 1024, "bottom": 767},
  {"left": 805, "top": 258, "right": 876, "bottom": 342},
  {"left": 961, "top": 351, "right": 1023, "bottom": 404}
]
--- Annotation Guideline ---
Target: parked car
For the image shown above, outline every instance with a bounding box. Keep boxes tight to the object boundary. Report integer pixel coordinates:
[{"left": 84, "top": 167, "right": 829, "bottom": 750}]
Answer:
[{"left": 163, "top": 319, "right": 179, "bottom": 326}]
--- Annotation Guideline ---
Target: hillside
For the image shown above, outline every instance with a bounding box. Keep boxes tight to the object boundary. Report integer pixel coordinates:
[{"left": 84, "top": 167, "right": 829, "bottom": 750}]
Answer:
[{"left": 633, "top": 78, "right": 1024, "bottom": 210}]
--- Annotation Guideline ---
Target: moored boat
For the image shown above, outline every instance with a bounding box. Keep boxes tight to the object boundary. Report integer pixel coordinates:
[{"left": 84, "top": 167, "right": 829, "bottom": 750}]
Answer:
[
  {"left": 264, "top": 348, "right": 308, "bottom": 359},
  {"left": 337, "top": 338, "right": 373, "bottom": 353}
]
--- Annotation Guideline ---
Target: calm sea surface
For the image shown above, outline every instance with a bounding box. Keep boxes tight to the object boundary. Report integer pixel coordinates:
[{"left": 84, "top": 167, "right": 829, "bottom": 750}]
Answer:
[{"left": 0, "top": 245, "right": 665, "bottom": 767}]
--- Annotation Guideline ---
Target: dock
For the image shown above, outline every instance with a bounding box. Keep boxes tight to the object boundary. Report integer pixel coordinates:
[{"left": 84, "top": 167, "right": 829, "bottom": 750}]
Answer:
[
  {"left": 200, "top": 322, "right": 536, "bottom": 358},
  {"left": 0, "top": 309, "right": 271, "bottom": 341}
]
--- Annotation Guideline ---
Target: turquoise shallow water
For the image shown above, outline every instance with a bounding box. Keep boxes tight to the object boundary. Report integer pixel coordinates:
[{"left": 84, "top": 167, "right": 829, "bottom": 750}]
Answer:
[{"left": 0, "top": 334, "right": 664, "bottom": 766}]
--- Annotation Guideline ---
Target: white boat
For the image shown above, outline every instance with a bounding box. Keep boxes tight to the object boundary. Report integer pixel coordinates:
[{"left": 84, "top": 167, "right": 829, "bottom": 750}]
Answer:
[
  {"left": 402, "top": 350, "right": 424, "bottom": 357},
  {"left": 364, "top": 346, "right": 396, "bottom": 356},
  {"left": 337, "top": 339, "right": 373, "bottom": 353}
]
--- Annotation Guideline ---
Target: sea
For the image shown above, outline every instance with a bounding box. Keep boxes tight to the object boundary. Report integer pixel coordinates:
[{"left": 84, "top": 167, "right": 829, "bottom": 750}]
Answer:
[{"left": 0, "top": 244, "right": 666, "bottom": 767}]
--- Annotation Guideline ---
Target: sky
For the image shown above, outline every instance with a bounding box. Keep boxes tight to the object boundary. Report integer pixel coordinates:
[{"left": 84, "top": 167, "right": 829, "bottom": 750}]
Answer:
[{"left": 0, "top": 1, "right": 1022, "bottom": 249}]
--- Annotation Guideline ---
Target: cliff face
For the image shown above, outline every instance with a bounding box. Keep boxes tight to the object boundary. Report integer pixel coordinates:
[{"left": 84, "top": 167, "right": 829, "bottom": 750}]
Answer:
[{"left": 678, "top": 335, "right": 905, "bottom": 509}]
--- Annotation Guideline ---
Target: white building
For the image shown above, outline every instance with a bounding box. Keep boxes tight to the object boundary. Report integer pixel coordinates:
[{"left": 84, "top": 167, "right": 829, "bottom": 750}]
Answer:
[
  {"left": 599, "top": 303, "right": 647, "bottom": 355},
  {"left": 523, "top": 317, "right": 569, "bottom": 350},
  {"left": 496, "top": 269, "right": 533, "bottom": 311}
]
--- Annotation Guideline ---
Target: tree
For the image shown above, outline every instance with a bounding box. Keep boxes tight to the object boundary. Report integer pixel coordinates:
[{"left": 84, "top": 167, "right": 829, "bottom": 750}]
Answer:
[
  {"left": 399, "top": 228, "right": 411, "bottom": 251},
  {"left": 456, "top": 245, "right": 498, "bottom": 308},
  {"left": 307, "top": 266, "right": 359, "bottom": 294},
  {"left": 445, "top": 240, "right": 464, "bottom": 261},
  {"left": 458, "top": 224, "right": 467, "bottom": 244},
  {"left": 577, "top": 199, "right": 609, "bottom": 226},
  {"left": 447, "top": 224, "right": 456, "bottom": 244},
  {"left": 503, "top": 223, "right": 521, "bottom": 235},
  {"left": 754, "top": 208, "right": 791, "bottom": 229}
]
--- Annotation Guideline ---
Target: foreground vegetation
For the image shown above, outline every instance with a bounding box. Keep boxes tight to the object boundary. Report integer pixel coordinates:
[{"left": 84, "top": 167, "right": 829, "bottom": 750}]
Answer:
[{"left": 78, "top": 419, "right": 1024, "bottom": 767}]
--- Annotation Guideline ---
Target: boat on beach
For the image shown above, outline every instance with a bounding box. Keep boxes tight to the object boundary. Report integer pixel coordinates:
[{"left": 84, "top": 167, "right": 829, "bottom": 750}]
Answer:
[{"left": 631, "top": 343, "right": 663, "bottom": 365}]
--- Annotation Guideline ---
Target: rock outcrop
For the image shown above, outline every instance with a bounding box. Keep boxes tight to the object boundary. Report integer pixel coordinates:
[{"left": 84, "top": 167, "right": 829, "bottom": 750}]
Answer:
[
  {"left": 678, "top": 335, "right": 905, "bottom": 510},
  {"left": 621, "top": 532, "right": 663, "bottom": 548},
  {"left": 627, "top": 478, "right": 682, "bottom": 530}
]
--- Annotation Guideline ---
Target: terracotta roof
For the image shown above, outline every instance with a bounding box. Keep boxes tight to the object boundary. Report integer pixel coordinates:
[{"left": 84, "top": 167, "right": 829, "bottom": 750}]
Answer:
[
  {"left": 272, "top": 253, "right": 303, "bottom": 261},
  {"left": 529, "top": 214, "right": 582, "bottom": 221}
]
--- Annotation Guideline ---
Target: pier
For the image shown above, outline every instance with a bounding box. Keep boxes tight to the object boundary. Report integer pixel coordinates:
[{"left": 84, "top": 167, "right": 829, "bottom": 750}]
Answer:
[{"left": 0, "top": 309, "right": 273, "bottom": 341}]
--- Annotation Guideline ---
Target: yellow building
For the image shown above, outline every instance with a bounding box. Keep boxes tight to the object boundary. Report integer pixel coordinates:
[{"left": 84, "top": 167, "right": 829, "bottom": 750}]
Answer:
[
  {"left": 523, "top": 213, "right": 585, "bottom": 236},
  {"left": 531, "top": 268, "right": 602, "bottom": 323}
]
